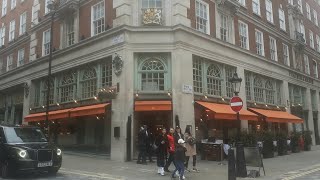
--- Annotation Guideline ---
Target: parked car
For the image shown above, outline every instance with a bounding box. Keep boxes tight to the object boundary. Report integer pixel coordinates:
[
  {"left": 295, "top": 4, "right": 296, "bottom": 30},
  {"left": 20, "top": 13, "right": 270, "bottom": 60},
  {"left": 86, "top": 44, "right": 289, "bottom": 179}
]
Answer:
[{"left": 0, "top": 124, "right": 62, "bottom": 178}]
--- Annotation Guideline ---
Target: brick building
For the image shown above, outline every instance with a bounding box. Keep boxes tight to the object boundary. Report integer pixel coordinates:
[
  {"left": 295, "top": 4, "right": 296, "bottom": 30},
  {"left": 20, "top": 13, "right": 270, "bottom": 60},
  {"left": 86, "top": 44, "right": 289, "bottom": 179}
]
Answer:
[{"left": 0, "top": 0, "right": 320, "bottom": 161}]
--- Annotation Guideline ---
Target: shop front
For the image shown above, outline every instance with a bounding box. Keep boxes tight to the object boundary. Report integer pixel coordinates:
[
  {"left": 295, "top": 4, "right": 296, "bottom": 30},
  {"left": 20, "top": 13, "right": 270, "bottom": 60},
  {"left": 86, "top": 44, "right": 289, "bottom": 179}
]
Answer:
[{"left": 24, "top": 103, "right": 111, "bottom": 154}]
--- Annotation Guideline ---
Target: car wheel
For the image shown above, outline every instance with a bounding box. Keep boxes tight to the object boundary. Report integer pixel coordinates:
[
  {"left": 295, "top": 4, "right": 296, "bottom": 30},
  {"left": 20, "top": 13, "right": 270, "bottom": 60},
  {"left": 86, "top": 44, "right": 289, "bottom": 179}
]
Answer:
[
  {"left": 1, "top": 162, "right": 10, "bottom": 179},
  {"left": 48, "top": 168, "right": 59, "bottom": 175}
]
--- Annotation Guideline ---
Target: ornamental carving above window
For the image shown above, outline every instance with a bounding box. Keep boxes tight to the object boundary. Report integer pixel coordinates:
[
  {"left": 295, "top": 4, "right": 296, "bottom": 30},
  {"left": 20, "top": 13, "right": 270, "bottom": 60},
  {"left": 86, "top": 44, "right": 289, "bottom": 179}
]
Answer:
[{"left": 142, "top": 8, "right": 162, "bottom": 25}]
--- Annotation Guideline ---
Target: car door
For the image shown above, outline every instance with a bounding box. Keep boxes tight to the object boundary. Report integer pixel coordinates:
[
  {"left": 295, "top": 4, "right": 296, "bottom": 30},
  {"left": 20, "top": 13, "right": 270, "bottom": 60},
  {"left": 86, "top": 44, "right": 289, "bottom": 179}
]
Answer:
[{"left": 0, "top": 127, "right": 6, "bottom": 162}]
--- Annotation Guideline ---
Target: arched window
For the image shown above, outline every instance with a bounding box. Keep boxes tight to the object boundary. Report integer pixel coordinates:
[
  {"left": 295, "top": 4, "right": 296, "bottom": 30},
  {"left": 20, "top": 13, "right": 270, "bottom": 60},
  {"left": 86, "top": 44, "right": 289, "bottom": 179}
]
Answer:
[
  {"left": 253, "top": 76, "right": 264, "bottom": 102},
  {"left": 41, "top": 79, "right": 54, "bottom": 105},
  {"left": 81, "top": 68, "right": 97, "bottom": 99},
  {"left": 140, "top": 59, "right": 166, "bottom": 91},
  {"left": 265, "top": 80, "right": 275, "bottom": 104},
  {"left": 207, "top": 63, "right": 222, "bottom": 96},
  {"left": 59, "top": 72, "right": 76, "bottom": 103},
  {"left": 142, "top": 0, "right": 162, "bottom": 9}
]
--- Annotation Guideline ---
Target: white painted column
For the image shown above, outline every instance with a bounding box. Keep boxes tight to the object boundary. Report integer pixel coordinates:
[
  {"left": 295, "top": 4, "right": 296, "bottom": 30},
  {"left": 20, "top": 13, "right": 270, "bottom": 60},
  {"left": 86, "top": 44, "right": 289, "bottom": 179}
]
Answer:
[
  {"left": 22, "top": 81, "right": 32, "bottom": 125},
  {"left": 283, "top": 81, "right": 293, "bottom": 132},
  {"left": 237, "top": 67, "right": 248, "bottom": 130},
  {"left": 306, "top": 88, "right": 316, "bottom": 145},
  {"left": 171, "top": 49, "right": 195, "bottom": 135},
  {"left": 110, "top": 50, "right": 134, "bottom": 162},
  {"left": 316, "top": 90, "right": 320, "bottom": 144}
]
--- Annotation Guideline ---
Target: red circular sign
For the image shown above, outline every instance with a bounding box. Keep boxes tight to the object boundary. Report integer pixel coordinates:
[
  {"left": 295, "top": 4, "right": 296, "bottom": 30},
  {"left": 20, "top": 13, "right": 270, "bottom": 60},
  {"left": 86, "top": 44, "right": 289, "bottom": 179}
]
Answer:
[{"left": 230, "top": 96, "right": 243, "bottom": 112}]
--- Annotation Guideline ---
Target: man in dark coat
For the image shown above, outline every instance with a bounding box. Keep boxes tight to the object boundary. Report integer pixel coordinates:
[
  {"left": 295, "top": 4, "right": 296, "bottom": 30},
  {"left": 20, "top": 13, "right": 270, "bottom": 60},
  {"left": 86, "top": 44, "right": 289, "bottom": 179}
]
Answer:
[
  {"left": 144, "top": 125, "right": 154, "bottom": 162},
  {"left": 155, "top": 128, "right": 168, "bottom": 176},
  {"left": 137, "top": 126, "right": 147, "bottom": 164}
]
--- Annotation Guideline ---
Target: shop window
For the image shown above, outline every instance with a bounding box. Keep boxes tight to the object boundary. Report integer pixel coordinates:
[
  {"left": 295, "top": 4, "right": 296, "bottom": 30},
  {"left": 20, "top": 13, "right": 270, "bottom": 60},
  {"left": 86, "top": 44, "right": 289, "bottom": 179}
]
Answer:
[
  {"left": 245, "top": 73, "right": 252, "bottom": 101},
  {"left": 41, "top": 79, "right": 54, "bottom": 105},
  {"left": 81, "top": 68, "right": 97, "bottom": 99},
  {"left": 265, "top": 80, "right": 275, "bottom": 104},
  {"left": 193, "top": 58, "right": 203, "bottom": 93},
  {"left": 140, "top": 58, "right": 166, "bottom": 91},
  {"left": 59, "top": 72, "right": 76, "bottom": 103},
  {"left": 225, "top": 66, "right": 236, "bottom": 98},
  {"left": 207, "top": 64, "right": 222, "bottom": 96},
  {"left": 253, "top": 76, "right": 264, "bottom": 103}
]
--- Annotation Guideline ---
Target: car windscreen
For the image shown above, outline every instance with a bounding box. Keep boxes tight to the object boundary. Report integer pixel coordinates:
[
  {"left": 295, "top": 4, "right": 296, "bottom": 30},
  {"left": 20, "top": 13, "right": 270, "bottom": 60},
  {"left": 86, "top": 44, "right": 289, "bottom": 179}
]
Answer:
[{"left": 3, "top": 127, "right": 47, "bottom": 143}]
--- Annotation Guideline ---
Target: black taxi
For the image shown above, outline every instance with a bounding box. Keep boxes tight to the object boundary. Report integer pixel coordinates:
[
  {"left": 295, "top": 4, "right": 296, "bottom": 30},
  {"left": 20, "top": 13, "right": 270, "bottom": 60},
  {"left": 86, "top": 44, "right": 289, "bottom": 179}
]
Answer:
[{"left": 0, "top": 124, "right": 62, "bottom": 178}]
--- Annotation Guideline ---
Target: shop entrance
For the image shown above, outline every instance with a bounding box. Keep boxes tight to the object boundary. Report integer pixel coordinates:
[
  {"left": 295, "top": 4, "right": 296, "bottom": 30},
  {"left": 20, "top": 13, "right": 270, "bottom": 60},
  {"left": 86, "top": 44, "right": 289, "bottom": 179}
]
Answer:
[{"left": 133, "top": 111, "right": 172, "bottom": 157}]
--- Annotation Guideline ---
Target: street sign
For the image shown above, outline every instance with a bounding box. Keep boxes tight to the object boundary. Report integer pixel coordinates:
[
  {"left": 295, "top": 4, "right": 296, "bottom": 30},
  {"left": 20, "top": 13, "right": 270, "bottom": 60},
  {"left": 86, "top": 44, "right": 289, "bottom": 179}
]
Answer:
[{"left": 230, "top": 96, "right": 243, "bottom": 112}]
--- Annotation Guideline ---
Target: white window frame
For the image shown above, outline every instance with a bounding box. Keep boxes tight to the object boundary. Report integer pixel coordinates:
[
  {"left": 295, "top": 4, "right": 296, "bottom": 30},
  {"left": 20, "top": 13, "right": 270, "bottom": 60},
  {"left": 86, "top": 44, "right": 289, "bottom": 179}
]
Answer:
[
  {"left": 6, "top": 54, "right": 13, "bottom": 71},
  {"left": 313, "top": 9, "right": 318, "bottom": 26},
  {"left": 252, "top": 0, "right": 261, "bottom": 15},
  {"left": 195, "top": 0, "right": 210, "bottom": 35},
  {"left": 269, "top": 36, "right": 277, "bottom": 61},
  {"left": 2, "top": 0, "right": 7, "bottom": 16},
  {"left": 9, "top": 20, "right": 15, "bottom": 42},
  {"left": 288, "top": 0, "right": 293, "bottom": 5},
  {"left": 42, "top": 29, "right": 51, "bottom": 56},
  {"left": 66, "top": 17, "right": 75, "bottom": 47},
  {"left": 91, "top": 1, "right": 105, "bottom": 36},
  {"left": 297, "top": 0, "right": 303, "bottom": 13},
  {"left": 17, "top": 48, "right": 24, "bottom": 67},
  {"left": 283, "top": 43, "right": 290, "bottom": 66},
  {"left": 304, "top": 54, "right": 310, "bottom": 75},
  {"left": 219, "top": 12, "right": 229, "bottom": 42},
  {"left": 310, "top": 30, "right": 314, "bottom": 49},
  {"left": 239, "top": 21, "right": 249, "bottom": 50},
  {"left": 19, "top": 12, "right": 27, "bottom": 35},
  {"left": 266, "top": 0, "right": 273, "bottom": 23},
  {"left": 10, "top": 0, "right": 15, "bottom": 10},
  {"left": 45, "top": 0, "right": 50, "bottom": 14},
  {"left": 255, "top": 29, "right": 264, "bottom": 56},
  {"left": 279, "top": 7, "right": 286, "bottom": 31},
  {"left": 238, "top": 0, "right": 246, "bottom": 7},
  {"left": 300, "top": 21, "right": 306, "bottom": 43},
  {"left": 306, "top": 3, "right": 311, "bottom": 20},
  {"left": 0, "top": 26, "right": 5, "bottom": 46},
  {"left": 313, "top": 60, "right": 318, "bottom": 78},
  {"left": 316, "top": 35, "right": 320, "bottom": 52}
]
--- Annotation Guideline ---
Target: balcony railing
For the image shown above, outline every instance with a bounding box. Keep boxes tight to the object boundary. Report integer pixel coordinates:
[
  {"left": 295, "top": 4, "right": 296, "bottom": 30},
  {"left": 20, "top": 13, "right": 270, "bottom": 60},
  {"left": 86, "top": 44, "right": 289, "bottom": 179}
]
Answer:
[{"left": 142, "top": 8, "right": 162, "bottom": 25}]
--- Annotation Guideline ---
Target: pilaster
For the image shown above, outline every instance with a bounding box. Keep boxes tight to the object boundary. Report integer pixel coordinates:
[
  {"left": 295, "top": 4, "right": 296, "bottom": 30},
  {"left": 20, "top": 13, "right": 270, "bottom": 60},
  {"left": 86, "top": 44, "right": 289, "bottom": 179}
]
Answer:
[
  {"left": 283, "top": 81, "right": 293, "bottom": 132},
  {"left": 22, "top": 81, "right": 32, "bottom": 125},
  {"left": 237, "top": 67, "right": 248, "bottom": 130},
  {"left": 306, "top": 88, "right": 316, "bottom": 145}
]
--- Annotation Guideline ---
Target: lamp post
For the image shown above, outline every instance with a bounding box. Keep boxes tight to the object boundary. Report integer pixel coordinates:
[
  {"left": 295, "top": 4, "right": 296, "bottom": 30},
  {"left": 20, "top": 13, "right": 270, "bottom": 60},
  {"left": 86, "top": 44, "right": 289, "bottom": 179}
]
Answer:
[
  {"left": 229, "top": 72, "right": 247, "bottom": 177},
  {"left": 45, "top": 0, "right": 58, "bottom": 143}
]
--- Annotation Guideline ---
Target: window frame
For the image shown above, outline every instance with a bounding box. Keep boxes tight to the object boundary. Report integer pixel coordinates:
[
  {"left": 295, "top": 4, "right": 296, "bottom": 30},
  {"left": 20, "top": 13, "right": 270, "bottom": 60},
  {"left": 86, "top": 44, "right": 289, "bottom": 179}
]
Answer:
[
  {"left": 195, "top": 0, "right": 210, "bottom": 35},
  {"left": 19, "top": 12, "right": 27, "bottom": 35},
  {"left": 239, "top": 21, "right": 249, "bottom": 50},
  {"left": 91, "top": 1, "right": 105, "bottom": 36},
  {"left": 141, "top": 0, "right": 162, "bottom": 9},
  {"left": 316, "top": 35, "right": 320, "bottom": 52},
  {"left": 283, "top": 43, "right": 290, "bottom": 66},
  {"left": 279, "top": 7, "right": 286, "bottom": 31},
  {"left": 304, "top": 54, "right": 310, "bottom": 75},
  {"left": 80, "top": 67, "right": 97, "bottom": 99},
  {"left": 313, "top": 9, "right": 318, "bottom": 26},
  {"left": 45, "top": 0, "right": 50, "bottom": 14},
  {"left": 17, "top": 48, "right": 24, "bottom": 67},
  {"left": 2, "top": 0, "right": 7, "bottom": 17},
  {"left": 297, "top": 0, "right": 303, "bottom": 13},
  {"left": 6, "top": 54, "right": 13, "bottom": 71},
  {"left": 238, "top": 0, "right": 246, "bottom": 7},
  {"left": 0, "top": 26, "right": 5, "bottom": 46},
  {"left": 309, "top": 30, "right": 314, "bottom": 49},
  {"left": 9, "top": 20, "right": 15, "bottom": 42},
  {"left": 66, "top": 17, "right": 75, "bottom": 47},
  {"left": 255, "top": 29, "right": 264, "bottom": 56},
  {"left": 306, "top": 3, "right": 311, "bottom": 20},
  {"left": 42, "top": 29, "right": 51, "bottom": 56},
  {"left": 219, "top": 12, "right": 229, "bottom": 42},
  {"left": 10, "top": 0, "right": 16, "bottom": 10},
  {"left": 313, "top": 60, "right": 318, "bottom": 78},
  {"left": 252, "top": 0, "right": 261, "bottom": 16}
]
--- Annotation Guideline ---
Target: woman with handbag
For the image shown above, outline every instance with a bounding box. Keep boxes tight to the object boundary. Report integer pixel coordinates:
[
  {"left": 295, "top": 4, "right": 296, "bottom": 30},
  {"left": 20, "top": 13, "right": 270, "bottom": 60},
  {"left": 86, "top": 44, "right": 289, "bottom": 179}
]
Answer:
[{"left": 185, "top": 132, "right": 199, "bottom": 172}]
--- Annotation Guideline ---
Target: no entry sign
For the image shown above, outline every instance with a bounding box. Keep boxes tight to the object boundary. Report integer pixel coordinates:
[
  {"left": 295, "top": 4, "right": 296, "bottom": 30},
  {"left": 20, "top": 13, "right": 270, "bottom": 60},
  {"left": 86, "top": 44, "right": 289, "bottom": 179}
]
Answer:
[{"left": 230, "top": 96, "right": 243, "bottom": 112}]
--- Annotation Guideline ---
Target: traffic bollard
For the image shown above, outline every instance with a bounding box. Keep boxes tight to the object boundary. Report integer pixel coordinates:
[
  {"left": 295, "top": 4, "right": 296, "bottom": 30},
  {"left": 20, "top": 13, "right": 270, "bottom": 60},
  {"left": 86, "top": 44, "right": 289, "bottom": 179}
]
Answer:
[{"left": 228, "top": 148, "right": 236, "bottom": 180}]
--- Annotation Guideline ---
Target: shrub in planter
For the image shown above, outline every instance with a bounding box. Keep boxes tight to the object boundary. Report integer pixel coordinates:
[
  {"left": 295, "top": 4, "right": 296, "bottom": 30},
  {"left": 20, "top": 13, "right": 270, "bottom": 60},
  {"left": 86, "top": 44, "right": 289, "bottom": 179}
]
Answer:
[
  {"left": 291, "top": 132, "right": 301, "bottom": 153},
  {"left": 261, "top": 131, "right": 275, "bottom": 158},
  {"left": 303, "top": 130, "right": 312, "bottom": 151},
  {"left": 276, "top": 132, "right": 288, "bottom": 156}
]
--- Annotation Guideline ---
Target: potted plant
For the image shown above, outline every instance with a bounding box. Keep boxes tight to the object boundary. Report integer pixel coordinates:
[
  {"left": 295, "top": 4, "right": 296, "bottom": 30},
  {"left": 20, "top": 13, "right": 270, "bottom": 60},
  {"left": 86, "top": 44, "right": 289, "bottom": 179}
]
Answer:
[
  {"left": 276, "top": 132, "right": 288, "bottom": 156},
  {"left": 303, "top": 130, "right": 312, "bottom": 151},
  {"left": 291, "top": 132, "right": 301, "bottom": 153},
  {"left": 261, "top": 131, "right": 275, "bottom": 158}
]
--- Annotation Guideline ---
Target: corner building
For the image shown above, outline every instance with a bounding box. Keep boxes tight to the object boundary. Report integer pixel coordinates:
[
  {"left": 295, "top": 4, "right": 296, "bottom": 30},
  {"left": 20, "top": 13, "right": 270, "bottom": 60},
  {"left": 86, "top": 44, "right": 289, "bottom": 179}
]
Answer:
[{"left": 1, "top": 0, "right": 320, "bottom": 161}]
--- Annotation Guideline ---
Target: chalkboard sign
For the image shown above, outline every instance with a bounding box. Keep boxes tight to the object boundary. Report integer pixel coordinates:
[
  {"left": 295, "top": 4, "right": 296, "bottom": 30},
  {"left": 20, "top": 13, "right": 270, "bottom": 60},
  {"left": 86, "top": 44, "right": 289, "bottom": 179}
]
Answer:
[{"left": 244, "top": 147, "right": 265, "bottom": 176}]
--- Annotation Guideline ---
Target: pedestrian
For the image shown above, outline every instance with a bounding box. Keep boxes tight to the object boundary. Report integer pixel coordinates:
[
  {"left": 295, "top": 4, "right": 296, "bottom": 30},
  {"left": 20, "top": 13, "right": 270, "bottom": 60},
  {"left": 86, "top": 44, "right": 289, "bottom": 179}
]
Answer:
[
  {"left": 137, "top": 126, "right": 147, "bottom": 164},
  {"left": 185, "top": 132, "right": 199, "bottom": 172},
  {"left": 145, "top": 125, "right": 154, "bottom": 162},
  {"left": 164, "top": 128, "right": 176, "bottom": 172},
  {"left": 155, "top": 128, "right": 168, "bottom": 176},
  {"left": 174, "top": 127, "right": 184, "bottom": 145},
  {"left": 172, "top": 139, "right": 187, "bottom": 180}
]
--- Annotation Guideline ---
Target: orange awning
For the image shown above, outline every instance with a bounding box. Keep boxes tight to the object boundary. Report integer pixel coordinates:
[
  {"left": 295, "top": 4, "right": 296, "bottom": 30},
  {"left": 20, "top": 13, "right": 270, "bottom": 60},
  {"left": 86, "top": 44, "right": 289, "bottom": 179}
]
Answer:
[
  {"left": 70, "top": 103, "right": 109, "bottom": 117},
  {"left": 196, "top": 101, "right": 258, "bottom": 121},
  {"left": 24, "top": 109, "right": 71, "bottom": 122},
  {"left": 135, "top": 101, "right": 172, "bottom": 111},
  {"left": 248, "top": 108, "right": 304, "bottom": 124}
]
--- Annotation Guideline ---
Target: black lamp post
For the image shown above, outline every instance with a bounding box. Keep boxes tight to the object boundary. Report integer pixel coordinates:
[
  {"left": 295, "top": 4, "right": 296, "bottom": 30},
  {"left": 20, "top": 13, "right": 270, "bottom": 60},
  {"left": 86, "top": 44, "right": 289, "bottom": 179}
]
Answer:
[
  {"left": 45, "top": 0, "right": 58, "bottom": 143},
  {"left": 229, "top": 72, "right": 247, "bottom": 178}
]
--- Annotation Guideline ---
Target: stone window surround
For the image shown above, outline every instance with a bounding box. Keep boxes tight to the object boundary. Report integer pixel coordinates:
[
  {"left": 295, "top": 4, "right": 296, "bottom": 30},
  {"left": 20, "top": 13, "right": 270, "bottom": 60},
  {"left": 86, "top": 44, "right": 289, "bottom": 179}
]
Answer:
[
  {"left": 255, "top": 29, "right": 265, "bottom": 56},
  {"left": 239, "top": 20, "right": 249, "bottom": 50},
  {"left": 195, "top": 0, "right": 210, "bottom": 35},
  {"left": 91, "top": 1, "right": 105, "bottom": 37},
  {"left": 252, "top": 0, "right": 261, "bottom": 16},
  {"left": 279, "top": 7, "right": 286, "bottom": 31},
  {"left": 265, "top": 0, "right": 273, "bottom": 23}
]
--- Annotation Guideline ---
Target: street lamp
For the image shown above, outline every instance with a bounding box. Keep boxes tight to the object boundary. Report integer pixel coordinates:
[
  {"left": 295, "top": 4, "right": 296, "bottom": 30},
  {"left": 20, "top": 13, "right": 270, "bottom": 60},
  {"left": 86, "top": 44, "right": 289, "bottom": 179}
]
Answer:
[
  {"left": 45, "top": 0, "right": 58, "bottom": 143},
  {"left": 229, "top": 72, "right": 247, "bottom": 178}
]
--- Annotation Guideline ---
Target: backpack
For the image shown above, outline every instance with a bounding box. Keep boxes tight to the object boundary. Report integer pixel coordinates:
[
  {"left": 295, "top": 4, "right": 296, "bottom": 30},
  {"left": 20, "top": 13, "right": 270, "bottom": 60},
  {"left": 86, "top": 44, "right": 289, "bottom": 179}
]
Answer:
[{"left": 188, "top": 137, "right": 196, "bottom": 145}]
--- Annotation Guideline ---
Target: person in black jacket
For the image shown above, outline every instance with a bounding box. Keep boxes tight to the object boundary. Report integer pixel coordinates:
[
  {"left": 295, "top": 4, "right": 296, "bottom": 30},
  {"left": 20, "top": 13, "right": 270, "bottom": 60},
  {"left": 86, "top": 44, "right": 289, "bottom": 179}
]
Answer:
[
  {"left": 174, "top": 127, "right": 184, "bottom": 145},
  {"left": 172, "top": 139, "right": 186, "bottom": 179},
  {"left": 137, "top": 126, "right": 147, "bottom": 164},
  {"left": 144, "top": 125, "right": 154, "bottom": 162},
  {"left": 155, "top": 128, "right": 168, "bottom": 176}
]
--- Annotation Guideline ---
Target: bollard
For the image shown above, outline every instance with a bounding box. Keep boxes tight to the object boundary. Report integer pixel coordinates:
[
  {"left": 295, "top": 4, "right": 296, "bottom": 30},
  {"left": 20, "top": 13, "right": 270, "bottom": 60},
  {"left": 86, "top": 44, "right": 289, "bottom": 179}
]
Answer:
[
  {"left": 236, "top": 143, "right": 247, "bottom": 177},
  {"left": 228, "top": 148, "right": 236, "bottom": 180}
]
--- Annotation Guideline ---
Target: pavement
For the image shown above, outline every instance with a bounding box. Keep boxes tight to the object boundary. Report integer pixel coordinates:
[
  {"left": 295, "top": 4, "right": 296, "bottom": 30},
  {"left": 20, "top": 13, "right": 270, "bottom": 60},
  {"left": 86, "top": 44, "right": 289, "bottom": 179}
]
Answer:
[{"left": 6, "top": 145, "right": 320, "bottom": 180}]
